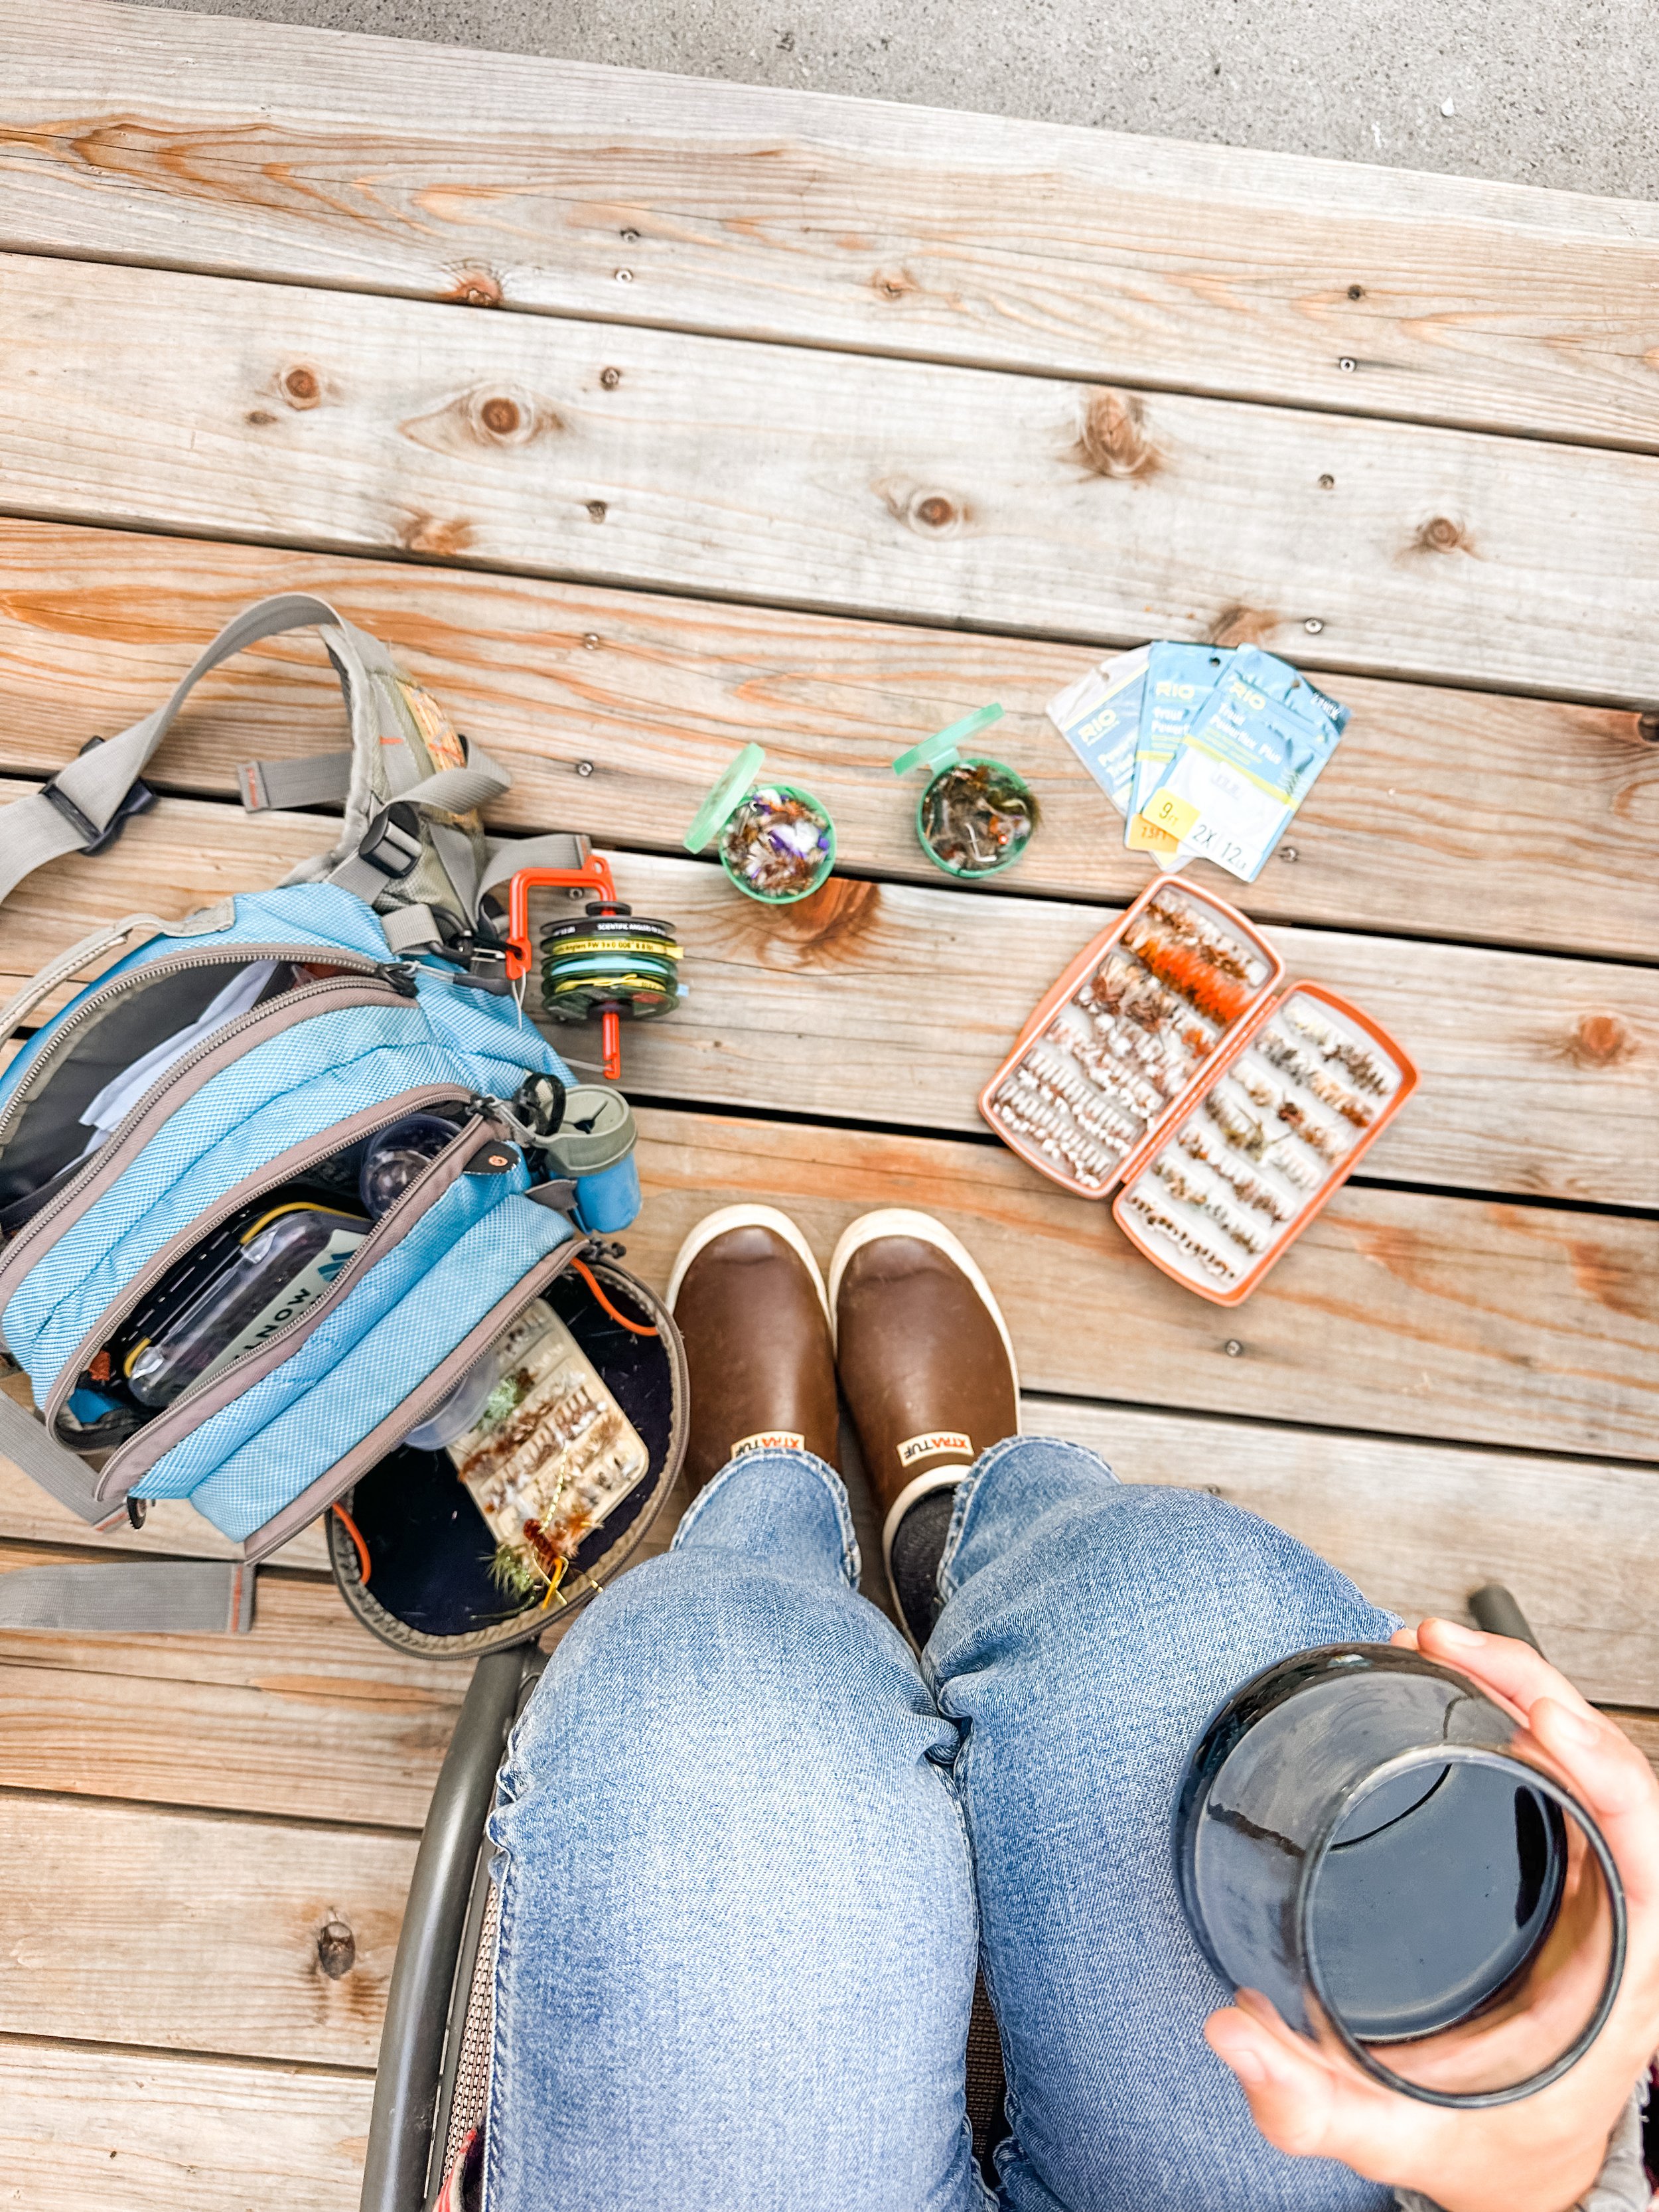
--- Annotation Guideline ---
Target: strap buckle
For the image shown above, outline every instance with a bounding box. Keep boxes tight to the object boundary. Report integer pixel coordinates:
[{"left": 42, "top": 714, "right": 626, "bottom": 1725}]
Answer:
[
  {"left": 356, "top": 801, "right": 423, "bottom": 881},
  {"left": 40, "top": 739, "right": 157, "bottom": 857}
]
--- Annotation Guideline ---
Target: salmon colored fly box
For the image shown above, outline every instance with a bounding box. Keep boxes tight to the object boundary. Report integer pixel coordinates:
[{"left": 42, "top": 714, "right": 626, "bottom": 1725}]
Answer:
[{"left": 977, "top": 882, "right": 1416, "bottom": 1305}]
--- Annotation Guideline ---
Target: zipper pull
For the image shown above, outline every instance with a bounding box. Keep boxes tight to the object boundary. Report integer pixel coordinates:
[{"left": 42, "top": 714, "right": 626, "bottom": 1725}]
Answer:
[{"left": 382, "top": 961, "right": 421, "bottom": 999}]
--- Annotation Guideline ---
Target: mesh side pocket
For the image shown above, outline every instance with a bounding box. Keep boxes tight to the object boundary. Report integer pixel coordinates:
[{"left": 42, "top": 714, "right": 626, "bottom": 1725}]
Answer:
[{"left": 442, "top": 1874, "right": 501, "bottom": 2187}]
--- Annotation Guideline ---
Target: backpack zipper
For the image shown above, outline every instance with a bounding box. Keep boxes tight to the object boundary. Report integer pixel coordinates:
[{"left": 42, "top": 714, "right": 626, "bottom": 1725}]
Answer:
[
  {"left": 40, "top": 1083, "right": 478, "bottom": 1445},
  {"left": 0, "top": 968, "right": 421, "bottom": 1313},
  {"left": 0, "top": 943, "right": 395, "bottom": 1157},
  {"left": 90, "top": 1104, "right": 516, "bottom": 1498},
  {"left": 242, "top": 1230, "right": 591, "bottom": 1566}
]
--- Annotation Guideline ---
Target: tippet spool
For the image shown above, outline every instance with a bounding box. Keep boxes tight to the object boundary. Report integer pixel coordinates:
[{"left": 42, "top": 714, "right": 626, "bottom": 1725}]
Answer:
[{"left": 503, "top": 851, "right": 683, "bottom": 1082}]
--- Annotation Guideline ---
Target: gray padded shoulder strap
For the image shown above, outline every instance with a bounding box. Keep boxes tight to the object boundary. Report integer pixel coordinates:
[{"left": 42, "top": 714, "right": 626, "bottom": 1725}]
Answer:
[
  {"left": 0, "top": 594, "right": 380, "bottom": 909},
  {"left": 0, "top": 1558, "right": 255, "bottom": 1634}
]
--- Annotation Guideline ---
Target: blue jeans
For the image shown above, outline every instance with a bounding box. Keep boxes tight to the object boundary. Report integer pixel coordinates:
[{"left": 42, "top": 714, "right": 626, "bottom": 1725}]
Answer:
[{"left": 484, "top": 1438, "right": 1400, "bottom": 2211}]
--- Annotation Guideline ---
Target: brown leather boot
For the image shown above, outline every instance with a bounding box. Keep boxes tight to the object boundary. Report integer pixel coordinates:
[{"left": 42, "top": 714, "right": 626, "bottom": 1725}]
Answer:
[
  {"left": 667, "top": 1206, "right": 839, "bottom": 1493},
  {"left": 830, "top": 1209, "right": 1019, "bottom": 1631}
]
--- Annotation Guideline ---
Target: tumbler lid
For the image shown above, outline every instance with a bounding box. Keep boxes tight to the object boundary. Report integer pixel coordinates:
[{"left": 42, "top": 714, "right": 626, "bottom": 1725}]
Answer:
[{"left": 684, "top": 743, "right": 766, "bottom": 852}]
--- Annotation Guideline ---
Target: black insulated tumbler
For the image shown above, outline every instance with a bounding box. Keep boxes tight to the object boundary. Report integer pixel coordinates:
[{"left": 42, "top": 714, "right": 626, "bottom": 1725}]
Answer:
[{"left": 1175, "top": 1644, "right": 1626, "bottom": 2106}]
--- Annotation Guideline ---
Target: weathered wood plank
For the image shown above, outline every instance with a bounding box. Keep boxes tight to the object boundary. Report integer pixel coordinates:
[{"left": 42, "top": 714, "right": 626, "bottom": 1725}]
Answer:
[
  {"left": 5, "top": 2, "right": 1658, "bottom": 451},
  {"left": 0, "top": 1540, "right": 474, "bottom": 1703},
  {"left": 2, "top": 785, "right": 1651, "bottom": 1206},
  {"left": 1, "top": 523, "right": 1652, "bottom": 962},
  {"left": 5, "top": 255, "right": 1659, "bottom": 703},
  {"left": 1023, "top": 1398, "right": 1659, "bottom": 1706},
  {"left": 0, "top": 1656, "right": 449, "bottom": 1828},
  {"left": 0, "top": 2038, "right": 371, "bottom": 2212},
  {"left": 0, "top": 1794, "right": 410, "bottom": 2065},
  {"left": 628, "top": 1106, "right": 1659, "bottom": 1463}
]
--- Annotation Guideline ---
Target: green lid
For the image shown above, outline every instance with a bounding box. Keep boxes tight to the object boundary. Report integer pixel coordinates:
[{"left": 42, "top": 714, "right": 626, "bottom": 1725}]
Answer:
[
  {"left": 685, "top": 743, "right": 766, "bottom": 853},
  {"left": 892, "top": 703, "right": 1003, "bottom": 780}
]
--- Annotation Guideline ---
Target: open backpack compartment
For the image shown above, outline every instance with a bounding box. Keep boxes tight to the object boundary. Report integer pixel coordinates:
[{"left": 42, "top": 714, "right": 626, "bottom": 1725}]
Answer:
[{"left": 0, "top": 597, "right": 687, "bottom": 1647}]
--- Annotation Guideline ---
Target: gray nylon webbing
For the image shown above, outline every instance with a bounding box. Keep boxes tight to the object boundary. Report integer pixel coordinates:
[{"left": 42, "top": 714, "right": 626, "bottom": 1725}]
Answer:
[
  {"left": 0, "top": 1393, "right": 119, "bottom": 1525},
  {"left": 380, "top": 903, "right": 445, "bottom": 952},
  {"left": 477, "top": 831, "right": 589, "bottom": 895},
  {"left": 0, "top": 594, "right": 374, "bottom": 907},
  {"left": 0, "top": 1558, "right": 254, "bottom": 1633},
  {"left": 240, "top": 750, "right": 355, "bottom": 812}
]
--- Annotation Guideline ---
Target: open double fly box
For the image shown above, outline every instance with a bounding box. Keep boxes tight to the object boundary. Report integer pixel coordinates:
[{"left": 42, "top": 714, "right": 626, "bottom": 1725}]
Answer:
[{"left": 978, "top": 879, "right": 1416, "bottom": 1305}]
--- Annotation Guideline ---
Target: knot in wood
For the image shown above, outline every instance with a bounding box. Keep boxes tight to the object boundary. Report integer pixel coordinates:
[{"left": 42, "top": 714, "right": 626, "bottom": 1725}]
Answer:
[
  {"left": 1210, "top": 605, "right": 1281, "bottom": 649},
  {"left": 767, "top": 875, "right": 879, "bottom": 961},
  {"left": 317, "top": 1921, "right": 356, "bottom": 1978},
  {"left": 282, "top": 366, "right": 321, "bottom": 409},
  {"left": 1074, "top": 390, "right": 1159, "bottom": 480},
  {"left": 455, "top": 272, "right": 504, "bottom": 307},
  {"left": 1570, "top": 1012, "right": 1636, "bottom": 1067},
  {"left": 916, "top": 495, "right": 956, "bottom": 529},
  {"left": 1417, "top": 514, "right": 1470, "bottom": 555},
  {"left": 1637, "top": 711, "right": 1659, "bottom": 743},
  {"left": 480, "top": 396, "right": 521, "bottom": 437}
]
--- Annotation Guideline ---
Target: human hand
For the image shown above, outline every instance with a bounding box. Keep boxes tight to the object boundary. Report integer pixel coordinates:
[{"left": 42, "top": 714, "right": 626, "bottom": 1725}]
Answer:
[{"left": 1203, "top": 1619, "right": 1659, "bottom": 2212}]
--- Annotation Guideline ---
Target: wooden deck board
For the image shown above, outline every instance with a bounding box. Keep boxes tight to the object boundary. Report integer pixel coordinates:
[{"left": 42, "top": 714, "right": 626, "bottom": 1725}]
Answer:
[
  {"left": 0, "top": 1795, "right": 411, "bottom": 2066},
  {"left": 0, "top": 4, "right": 1655, "bottom": 2193},
  {"left": 0, "top": 2037, "right": 371, "bottom": 2212},
  {"left": 5, "top": 251, "right": 1659, "bottom": 702},
  {"left": 5, "top": 0, "right": 1659, "bottom": 449},
  {"left": 1, "top": 523, "right": 1651, "bottom": 964},
  {"left": 3, "top": 788, "right": 1654, "bottom": 1207}
]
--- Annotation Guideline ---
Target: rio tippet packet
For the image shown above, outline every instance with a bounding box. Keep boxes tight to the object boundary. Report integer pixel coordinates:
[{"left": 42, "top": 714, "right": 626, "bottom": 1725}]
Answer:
[
  {"left": 1138, "top": 662, "right": 1347, "bottom": 881},
  {"left": 1045, "top": 645, "right": 1149, "bottom": 816},
  {"left": 1127, "top": 643, "right": 1230, "bottom": 861},
  {"left": 1225, "top": 644, "right": 1350, "bottom": 739}
]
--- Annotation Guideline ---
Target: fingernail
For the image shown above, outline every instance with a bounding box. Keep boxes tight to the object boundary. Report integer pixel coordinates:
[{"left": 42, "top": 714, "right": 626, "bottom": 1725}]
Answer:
[
  {"left": 1220, "top": 2045, "right": 1269, "bottom": 2084},
  {"left": 1429, "top": 1619, "right": 1482, "bottom": 1649},
  {"left": 1542, "top": 1701, "right": 1601, "bottom": 1747}
]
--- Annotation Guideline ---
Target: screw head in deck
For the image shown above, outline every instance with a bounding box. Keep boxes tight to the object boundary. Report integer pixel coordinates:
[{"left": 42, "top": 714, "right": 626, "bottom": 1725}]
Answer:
[
  {"left": 317, "top": 1921, "right": 356, "bottom": 1978},
  {"left": 1303, "top": 617, "right": 1325, "bottom": 633},
  {"left": 1338, "top": 357, "right": 1357, "bottom": 372},
  {"left": 1224, "top": 1339, "right": 1244, "bottom": 1358}
]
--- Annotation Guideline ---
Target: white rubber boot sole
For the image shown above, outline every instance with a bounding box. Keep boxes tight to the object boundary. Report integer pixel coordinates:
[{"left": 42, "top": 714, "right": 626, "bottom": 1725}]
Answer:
[{"left": 666, "top": 1203, "right": 831, "bottom": 1325}]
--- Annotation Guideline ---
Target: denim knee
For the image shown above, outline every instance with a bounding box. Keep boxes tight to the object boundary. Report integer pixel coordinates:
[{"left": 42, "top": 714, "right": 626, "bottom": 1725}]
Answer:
[
  {"left": 494, "top": 1542, "right": 956, "bottom": 1858},
  {"left": 935, "top": 1467, "right": 1397, "bottom": 1699}
]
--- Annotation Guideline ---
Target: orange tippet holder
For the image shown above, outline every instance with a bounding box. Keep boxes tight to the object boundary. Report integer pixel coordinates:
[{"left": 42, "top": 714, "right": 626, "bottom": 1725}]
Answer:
[{"left": 977, "top": 878, "right": 1416, "bottom": 1305}]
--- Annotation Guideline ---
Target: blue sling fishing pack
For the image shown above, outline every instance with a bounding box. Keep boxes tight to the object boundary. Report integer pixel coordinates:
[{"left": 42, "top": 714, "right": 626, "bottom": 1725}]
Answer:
[{"left": 0, "top": 597, "right": 685, "bottom": 1649}]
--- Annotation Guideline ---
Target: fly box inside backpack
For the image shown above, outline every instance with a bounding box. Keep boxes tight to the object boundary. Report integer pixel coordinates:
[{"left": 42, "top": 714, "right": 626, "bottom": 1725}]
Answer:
[{"left": 328, "top": 1250, "right": 685, "bottom": 1657}]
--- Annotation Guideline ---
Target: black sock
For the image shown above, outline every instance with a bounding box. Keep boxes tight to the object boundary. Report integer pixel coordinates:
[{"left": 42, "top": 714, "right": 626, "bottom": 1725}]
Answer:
[{"left": 888, "top": 1487, "right": 958, "bottom": 1647}]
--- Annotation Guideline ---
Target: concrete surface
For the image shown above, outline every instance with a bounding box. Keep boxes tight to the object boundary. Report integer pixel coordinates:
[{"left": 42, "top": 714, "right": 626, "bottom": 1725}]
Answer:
[{"left": 141, "top": 0, "right": 1657, "bottom": 200}]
